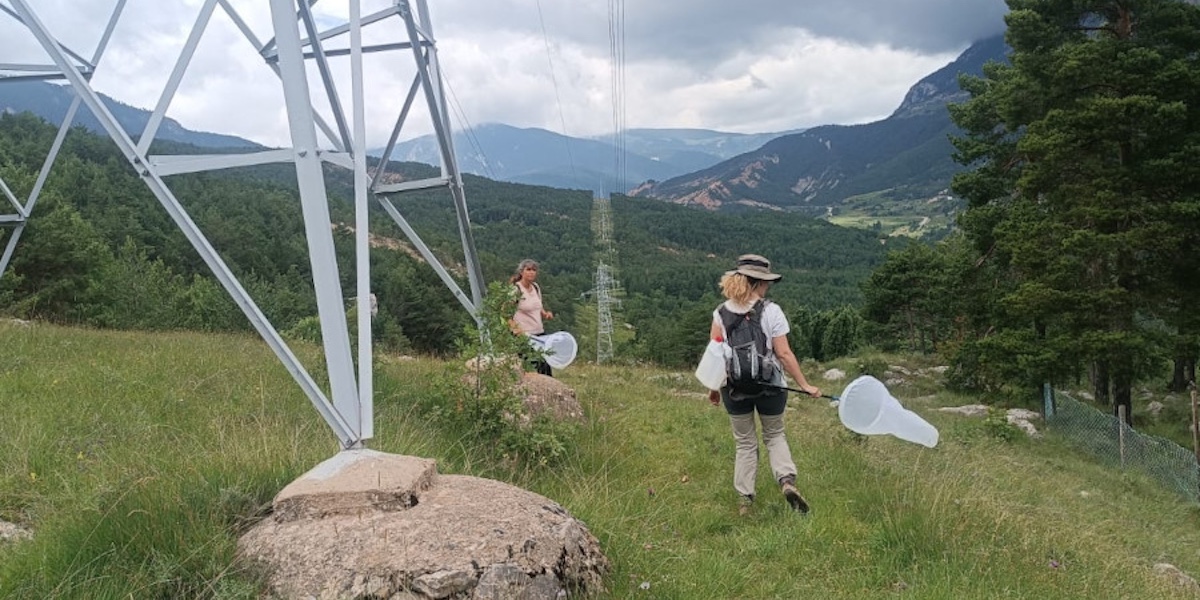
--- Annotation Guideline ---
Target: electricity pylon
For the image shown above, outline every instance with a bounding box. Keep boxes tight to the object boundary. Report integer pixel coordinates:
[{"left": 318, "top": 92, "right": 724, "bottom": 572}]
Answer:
[
  {"left": 0, "top": 0, "right": 483, "bottom": 449},
  {"left": 591, "top": 192, "right": 619, "bottom": 363}
]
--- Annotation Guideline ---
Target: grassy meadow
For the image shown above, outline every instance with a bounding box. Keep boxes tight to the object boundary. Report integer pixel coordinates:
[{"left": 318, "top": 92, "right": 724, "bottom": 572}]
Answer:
[
  {"left": 824, "top": 189, "right": 959, "bottom": 239},
  {"left": 1, "top": 321, "right": 1198, "bottom": 599}
]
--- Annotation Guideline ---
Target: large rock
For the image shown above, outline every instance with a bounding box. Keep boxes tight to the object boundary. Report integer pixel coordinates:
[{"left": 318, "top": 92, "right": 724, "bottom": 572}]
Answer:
[
  {"left": 0, "top": 520, "right": 31, "bottom": 543},
  {"left": 1154, "top": 563, "right": 1200, "bottom": 591},
  {"left": 239, "top": 450, "right": 608, "bottom": 599},
  {"left": 518, "top": 373, "right": 584, "bottom": 424},
  {"left": 823, "top": 368, "right": 846, "bottom": 381},
  {"left": 937, "top": 405, "right": 1042, "bottom": 437},
  {"left": 938, "top": 404, "right": 990, "bottom": 418},
  {"left": 461, "top": 361, "right": 584, "bottom": 425}
]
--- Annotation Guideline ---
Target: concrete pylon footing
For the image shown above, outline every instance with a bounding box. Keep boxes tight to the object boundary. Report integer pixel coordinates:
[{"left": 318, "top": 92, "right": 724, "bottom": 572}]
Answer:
[{"left": 238, "top": 450, "right": 609, "bottom": 599}]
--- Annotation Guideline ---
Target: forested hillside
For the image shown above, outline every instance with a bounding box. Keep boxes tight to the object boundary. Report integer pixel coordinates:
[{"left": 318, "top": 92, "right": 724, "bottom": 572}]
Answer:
[{"left": 0, "top": 112, "right": 893, "bottom": 366}]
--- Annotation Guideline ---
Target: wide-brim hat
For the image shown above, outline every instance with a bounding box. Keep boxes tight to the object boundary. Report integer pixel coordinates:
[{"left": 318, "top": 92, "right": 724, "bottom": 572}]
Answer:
[{"left": 726, "top": 253, "right": 782, "bottom": 281}]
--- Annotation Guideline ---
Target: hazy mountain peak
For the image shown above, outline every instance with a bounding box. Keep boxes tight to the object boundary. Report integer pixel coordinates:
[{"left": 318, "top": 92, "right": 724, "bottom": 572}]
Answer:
[{"left": 891, "top": 34, "right": 1007, "bottom": 119}]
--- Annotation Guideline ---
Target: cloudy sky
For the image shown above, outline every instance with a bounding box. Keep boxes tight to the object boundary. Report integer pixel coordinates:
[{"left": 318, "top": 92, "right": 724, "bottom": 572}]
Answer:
[{"left": 4, "top": 0, "right": 1008, "bottom": 148}]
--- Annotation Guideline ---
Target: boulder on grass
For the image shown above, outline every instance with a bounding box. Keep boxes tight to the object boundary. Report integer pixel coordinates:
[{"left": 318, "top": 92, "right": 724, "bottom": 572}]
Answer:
[
  {"left": 0, "top": 520, "right": 31, "bottom": 543},
  {"left": 518, "top": 373, "right": 584, "bottom": 424},
  {"left": 239, "top": 450, "right": 609, "bottom": 600}
]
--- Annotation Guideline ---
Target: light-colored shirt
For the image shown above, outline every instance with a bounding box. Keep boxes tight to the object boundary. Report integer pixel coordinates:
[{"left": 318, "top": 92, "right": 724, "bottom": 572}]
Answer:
[{"left": 512, "top": 283, "right": 545, "bottom": 335}]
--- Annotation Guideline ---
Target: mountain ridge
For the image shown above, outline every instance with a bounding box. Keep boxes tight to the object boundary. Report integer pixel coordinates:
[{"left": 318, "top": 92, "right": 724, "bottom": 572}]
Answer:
[
  {"left": 629, "top": 35, "right": 1008, "bottom": 219},
  {"left": 0, "top": 80, "right": 263, "bottom": 150},
  {"left": 376, "top": 123, "right": 797, "bottom": 192}
]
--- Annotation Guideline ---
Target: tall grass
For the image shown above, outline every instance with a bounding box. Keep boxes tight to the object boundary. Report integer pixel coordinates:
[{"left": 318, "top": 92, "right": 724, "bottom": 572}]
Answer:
[{"left": 1, "top": 322, "right": 1198, "bottom": 598}]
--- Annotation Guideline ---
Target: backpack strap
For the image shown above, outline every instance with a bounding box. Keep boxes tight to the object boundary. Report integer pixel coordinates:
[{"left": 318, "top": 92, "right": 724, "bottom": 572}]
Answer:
[
  {"left": 515, "top": 281, "right": 542, "bottom": 299},
  {"left": 719, "top": 300, "right": 768, "bottom": 332},
  {"left": 748, "top": 299, "right": 765, "bottom": 318},
  {"left": 717, "top": 304, "right": 742, "bottom": 336},
  {"left": 746, "top": 299, "right": 772, "bottom": 354}
]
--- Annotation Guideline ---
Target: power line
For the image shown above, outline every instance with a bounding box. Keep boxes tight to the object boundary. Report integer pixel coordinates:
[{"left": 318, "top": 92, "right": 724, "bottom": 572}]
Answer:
[
  {"left": 535, "top": 0, "right": 580, "bottom": 188},
  {"left": 439, "top": 67, "right": 496, "bottom": 181},
  {"left": 607, "top": 0, "right": 627, "bottom": 192},
  {"left": 596, "top": 0, "right": 626, "bottom": 363}
]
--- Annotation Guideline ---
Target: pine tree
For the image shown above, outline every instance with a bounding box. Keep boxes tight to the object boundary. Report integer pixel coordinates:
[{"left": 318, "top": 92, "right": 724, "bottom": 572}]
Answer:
[{"left": 950, "top": 0, "right": 1200, "bottom": 418}]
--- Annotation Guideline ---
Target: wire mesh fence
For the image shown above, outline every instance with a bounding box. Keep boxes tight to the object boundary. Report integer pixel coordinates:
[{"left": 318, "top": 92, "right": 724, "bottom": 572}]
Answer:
[{"left": 1046, "top": 389, "right": 1199, "bottom": 502}]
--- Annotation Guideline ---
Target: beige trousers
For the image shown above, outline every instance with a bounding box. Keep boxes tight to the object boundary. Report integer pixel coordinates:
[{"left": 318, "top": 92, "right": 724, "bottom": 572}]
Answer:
[{"left": 729, "top": 411, "right": 796, "bottom": 498}]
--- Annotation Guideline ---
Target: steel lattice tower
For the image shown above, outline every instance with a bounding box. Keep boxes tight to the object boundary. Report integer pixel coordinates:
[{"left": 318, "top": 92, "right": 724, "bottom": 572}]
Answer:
[
  {"left": 591, "top": 192, "right": 619, "bottom": 363},
  {"left": 0, "top": 0, "right": 484, "bottom": 450}
]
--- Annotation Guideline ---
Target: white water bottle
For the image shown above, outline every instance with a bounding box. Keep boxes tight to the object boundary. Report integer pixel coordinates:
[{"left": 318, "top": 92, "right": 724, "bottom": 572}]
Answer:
[{"left": 695, "top": 338, "right": 729, "bottom": 391}]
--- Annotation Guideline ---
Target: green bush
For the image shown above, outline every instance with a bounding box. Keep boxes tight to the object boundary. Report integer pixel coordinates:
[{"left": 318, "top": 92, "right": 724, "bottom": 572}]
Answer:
[
  {"left": 855, "top": 356, "right": 889, "bottom": 379},
  {"left": 283, "top": 315, "right": 323, "bottom": 344},
  {"left": 450, "top": 281, "right": 575, "bottom": 466},
  {"left": 983, "top": 408, "right": 1022, "bottom": 442}
]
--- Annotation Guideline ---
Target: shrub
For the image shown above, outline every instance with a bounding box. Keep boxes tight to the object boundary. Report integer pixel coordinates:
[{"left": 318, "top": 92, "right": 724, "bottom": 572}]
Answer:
[
  {"left": 451, "top": 281, "right": 574, "bottom": 467},
  {"left": 855, "top": 356, "right": 889, "bottom": 379},
  {"left": 983, "top": 408, "right": 1022, "bottom": 442}
]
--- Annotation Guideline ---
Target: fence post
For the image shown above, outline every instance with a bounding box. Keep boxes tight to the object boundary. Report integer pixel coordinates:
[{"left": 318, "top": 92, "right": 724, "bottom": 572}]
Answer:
[
  {"left": 1118, "top": 404, "right": 1127, "bottom": 469},
  {"left": 1043, "top": 383, "right": 1056, "bottom": 419},
  {"left": 1190, "top": 381, "right": 1198, "bottom": 470},
  {"left": 1190, "top": 381, "right": 1199, "bottom": 502}
]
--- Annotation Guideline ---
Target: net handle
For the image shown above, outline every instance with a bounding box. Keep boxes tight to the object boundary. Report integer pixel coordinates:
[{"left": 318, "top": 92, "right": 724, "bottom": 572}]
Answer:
[{"left": 762, "top": 383, "right": 838, "bottom": 401}]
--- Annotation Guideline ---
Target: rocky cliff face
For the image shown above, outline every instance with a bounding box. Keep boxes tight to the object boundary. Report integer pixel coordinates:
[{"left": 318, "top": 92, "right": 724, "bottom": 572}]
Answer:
[{"left": 890, "top": 35, "right": 1006, "bottom": 119}]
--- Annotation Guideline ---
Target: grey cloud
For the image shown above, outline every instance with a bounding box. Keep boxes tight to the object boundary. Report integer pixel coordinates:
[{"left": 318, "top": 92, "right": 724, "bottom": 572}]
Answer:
[
  {"left": 3, "top": 1, "right": 1001, "bottom": 145},
  {"left": 435, "top": 0, "right": 1007, "bottom": 67}
]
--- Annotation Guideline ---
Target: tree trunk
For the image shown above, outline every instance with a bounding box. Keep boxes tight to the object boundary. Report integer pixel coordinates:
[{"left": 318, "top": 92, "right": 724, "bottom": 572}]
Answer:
[
  {"left": 1113, "top": 360, "right": 1133, "bottom": 427},
  {"left": 1170, "top": 356, "right": 1190, "bottom": 392},
  {"left": 928, "top": 315, "right": 940, "bottom": 355},
  {"left": 1092, "top": 360, "right": 1110, "bottom": 407},
  {"left": 906, "top": 309, "right": 917, "bottom": 352}
]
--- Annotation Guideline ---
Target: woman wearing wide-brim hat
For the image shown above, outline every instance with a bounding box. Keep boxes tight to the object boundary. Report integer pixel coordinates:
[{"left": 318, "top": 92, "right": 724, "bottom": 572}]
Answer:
[{"left": 707, "top": 254, "right": 821, "bottom": 515}]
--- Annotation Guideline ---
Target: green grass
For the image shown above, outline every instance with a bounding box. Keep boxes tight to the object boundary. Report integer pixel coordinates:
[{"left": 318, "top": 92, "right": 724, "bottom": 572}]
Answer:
[
  {"left": 826, "top": 213, "right": 953, "bottom": 238},
  {"left": 2, "top": 322, "right": 1199, "bottom": 599},
  {"left": 825, "top": 189, "right": 960, "bottom": 238}
]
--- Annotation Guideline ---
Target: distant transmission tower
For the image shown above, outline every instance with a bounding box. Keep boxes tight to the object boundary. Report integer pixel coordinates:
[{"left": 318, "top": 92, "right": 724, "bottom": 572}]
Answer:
[
  {"left": 594, "top": 262, "right": 616, "bottom": 363},
  {"left": 591, "top": 191, "right": 620, "bottom": 363},
  {"left": 0, "top": 0, "right": 483, "bottom": 451}
]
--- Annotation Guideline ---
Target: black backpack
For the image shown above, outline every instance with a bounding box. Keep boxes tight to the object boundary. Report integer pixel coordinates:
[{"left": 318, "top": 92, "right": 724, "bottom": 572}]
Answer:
[{"left": 718, "top": 299, "right": 777, "bottom": 396}]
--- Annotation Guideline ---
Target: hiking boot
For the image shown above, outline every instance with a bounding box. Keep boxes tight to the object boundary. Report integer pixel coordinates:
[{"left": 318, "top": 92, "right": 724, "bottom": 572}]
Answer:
[
  {"left": 781, "top": 481, "right": 809, "bottom": 514},
  {"left": 737, "top": 495, "right": 754, "bottom": 516}
]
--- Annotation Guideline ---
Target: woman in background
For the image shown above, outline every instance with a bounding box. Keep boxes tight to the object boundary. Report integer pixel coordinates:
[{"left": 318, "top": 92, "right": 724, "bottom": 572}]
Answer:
[{"left": 508, "top": 258, "right": 554, "bottom": 376}]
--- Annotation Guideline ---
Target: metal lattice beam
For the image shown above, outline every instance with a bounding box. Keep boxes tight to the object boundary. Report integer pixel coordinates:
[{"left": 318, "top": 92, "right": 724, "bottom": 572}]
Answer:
[
  {"left": 0, "top": 0, "right": 485, "bottom": 449},
  {"left": 591, "top": 194, "right": 620, "bottom": 364}
]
